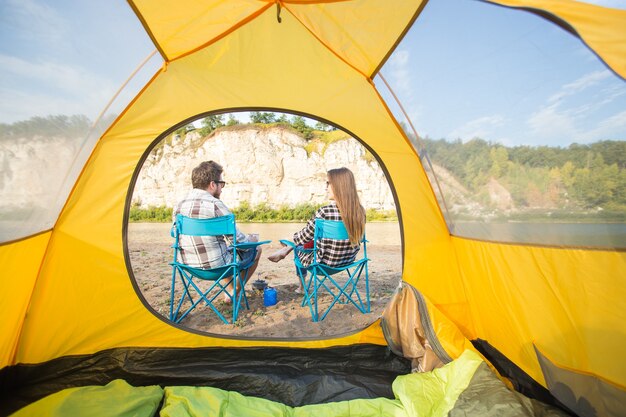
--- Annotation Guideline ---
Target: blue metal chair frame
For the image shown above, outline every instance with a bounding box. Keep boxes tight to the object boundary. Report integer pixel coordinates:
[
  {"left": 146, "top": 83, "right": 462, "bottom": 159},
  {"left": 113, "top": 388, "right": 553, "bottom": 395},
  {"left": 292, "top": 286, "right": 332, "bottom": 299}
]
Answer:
[
  {"left": 281, "top": 219, "right": 369, "bottom": 322},
  {"left": 170, "top": 213, "right": 270, "bottom": 324}
]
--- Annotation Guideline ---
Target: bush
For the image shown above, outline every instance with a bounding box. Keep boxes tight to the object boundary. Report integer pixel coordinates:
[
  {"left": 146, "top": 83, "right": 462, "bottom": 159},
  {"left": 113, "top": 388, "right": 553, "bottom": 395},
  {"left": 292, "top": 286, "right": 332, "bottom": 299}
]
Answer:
[
  {"left": 129, "top": 205, "right": 173, "bottom": 222},
  {"left": 232, "top": 201, "right": 322, "bottom": 222},
  {"left": 128, "top": 202, "right": 398, "bottom": 223},
  {"left": 366, "top": 208, "right": 398, "bottom": 222}
]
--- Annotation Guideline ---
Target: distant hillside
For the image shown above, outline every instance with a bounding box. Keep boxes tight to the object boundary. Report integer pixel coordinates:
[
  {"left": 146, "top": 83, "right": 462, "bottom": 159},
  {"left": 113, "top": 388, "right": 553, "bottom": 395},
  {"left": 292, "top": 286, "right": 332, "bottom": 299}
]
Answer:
[
  {"left": 2, "top": 114, "right": 623, "bottom": 224},
  {"left": 419, "top": 137, "right": 626, "bottom": 219}
]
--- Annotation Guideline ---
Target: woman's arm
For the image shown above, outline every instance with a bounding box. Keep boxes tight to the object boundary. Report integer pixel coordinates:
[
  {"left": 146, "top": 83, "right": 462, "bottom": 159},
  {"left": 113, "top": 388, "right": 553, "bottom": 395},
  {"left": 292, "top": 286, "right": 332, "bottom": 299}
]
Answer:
[{"left": 293, "top": 206, "right": 325, "bottom": 245}]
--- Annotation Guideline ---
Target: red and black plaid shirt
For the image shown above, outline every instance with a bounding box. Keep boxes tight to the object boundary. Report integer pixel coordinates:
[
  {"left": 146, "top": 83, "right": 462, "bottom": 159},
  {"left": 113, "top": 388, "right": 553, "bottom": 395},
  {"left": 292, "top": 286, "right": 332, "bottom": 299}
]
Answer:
[{"left": 293, "top": 203, "right": 361, "bottom": 268}]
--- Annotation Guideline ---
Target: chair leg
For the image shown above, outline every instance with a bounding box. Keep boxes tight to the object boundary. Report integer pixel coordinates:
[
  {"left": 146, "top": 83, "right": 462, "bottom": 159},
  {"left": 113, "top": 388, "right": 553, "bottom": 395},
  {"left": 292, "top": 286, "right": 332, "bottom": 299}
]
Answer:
[
  {"left": 170, "top": 267, "right": 242, "bottom": 325},
  {"left": 169, "top": 266, "right": 177, "bottom": 321},
  {"left": 313, "top": 269, "right": 320, "bottom": 322},
  {"left": 313, "top": 263, "right": 370, "bottom": 322},
  {"left": 176, "top": 276, "right": 232, "bottom": 324},
  {"left": 364, "top": 263, "right": 370, "bottom": 313},
  {"left": 299, "top": 270, "right": 317, "bottom": 320},
  {"left": 171, "top": 267, "right": 194, "bottom": 322}
]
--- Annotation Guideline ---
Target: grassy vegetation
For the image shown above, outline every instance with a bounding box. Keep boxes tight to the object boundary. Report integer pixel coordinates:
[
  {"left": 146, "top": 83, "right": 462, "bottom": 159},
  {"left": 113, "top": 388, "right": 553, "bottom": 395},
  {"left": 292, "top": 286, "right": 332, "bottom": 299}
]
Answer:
[
  {"left": 129, "top": 205, "right": 173, "bottom": 222},
  {"left": 129, "top": 202, "right": 398, "bottom": 223}
]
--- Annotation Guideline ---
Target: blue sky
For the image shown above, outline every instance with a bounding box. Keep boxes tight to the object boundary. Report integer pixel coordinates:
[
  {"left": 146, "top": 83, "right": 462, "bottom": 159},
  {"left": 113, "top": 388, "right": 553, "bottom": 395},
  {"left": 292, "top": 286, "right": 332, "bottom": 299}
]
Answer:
[
  {"left": 1, "top": 0, "right": 624, "bottom": 148},
  {"left": 0, "top": 0, "right": 156, "bottom": 125},
  {"left": 379, "top": 0, "right": 626, "bottom": 147}
]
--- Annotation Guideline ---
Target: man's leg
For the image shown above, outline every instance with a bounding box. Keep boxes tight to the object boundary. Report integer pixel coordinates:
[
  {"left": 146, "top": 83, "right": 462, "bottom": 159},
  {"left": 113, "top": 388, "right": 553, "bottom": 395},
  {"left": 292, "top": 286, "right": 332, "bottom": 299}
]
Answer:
[
  {"left": 242, "top": 246, "right": 262, "bottom": 283},
  {"left": 224, "top": 247, "right": 262, "bottom": 302}
]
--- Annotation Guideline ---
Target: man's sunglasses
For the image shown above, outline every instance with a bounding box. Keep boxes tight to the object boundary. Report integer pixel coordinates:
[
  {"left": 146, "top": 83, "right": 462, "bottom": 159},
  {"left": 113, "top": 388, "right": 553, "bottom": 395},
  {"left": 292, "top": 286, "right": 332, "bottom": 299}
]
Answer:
[{"left": 213, "top": 180, "right": 226, "bottom": 187}]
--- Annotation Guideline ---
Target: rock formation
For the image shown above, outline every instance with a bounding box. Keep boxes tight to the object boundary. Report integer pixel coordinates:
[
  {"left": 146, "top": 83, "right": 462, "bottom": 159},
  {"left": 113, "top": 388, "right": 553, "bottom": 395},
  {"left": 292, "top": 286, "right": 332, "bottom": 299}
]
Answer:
[{"left": 132, "top": 126, "right": 396, "bottom": 211}]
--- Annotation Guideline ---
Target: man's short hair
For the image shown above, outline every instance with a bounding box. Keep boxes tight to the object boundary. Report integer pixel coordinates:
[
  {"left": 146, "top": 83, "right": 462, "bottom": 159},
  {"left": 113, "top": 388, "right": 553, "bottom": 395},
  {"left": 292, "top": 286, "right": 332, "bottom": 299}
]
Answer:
[{"left": 192, "top": 161, "right": 223, "bottom": 190}]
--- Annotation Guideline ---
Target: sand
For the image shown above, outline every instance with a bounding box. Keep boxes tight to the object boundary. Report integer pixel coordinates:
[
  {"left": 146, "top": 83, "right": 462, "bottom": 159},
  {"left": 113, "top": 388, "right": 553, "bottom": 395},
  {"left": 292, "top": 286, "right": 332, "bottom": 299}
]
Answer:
[{"left": 128, "top": 223, "right": 402, "bottom": 338}]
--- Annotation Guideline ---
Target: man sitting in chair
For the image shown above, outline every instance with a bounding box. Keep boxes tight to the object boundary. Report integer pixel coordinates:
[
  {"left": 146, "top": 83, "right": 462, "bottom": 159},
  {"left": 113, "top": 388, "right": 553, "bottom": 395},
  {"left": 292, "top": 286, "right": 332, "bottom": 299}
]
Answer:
[{"left": 173, "top": 160, "right": 262, "bottom": 303}]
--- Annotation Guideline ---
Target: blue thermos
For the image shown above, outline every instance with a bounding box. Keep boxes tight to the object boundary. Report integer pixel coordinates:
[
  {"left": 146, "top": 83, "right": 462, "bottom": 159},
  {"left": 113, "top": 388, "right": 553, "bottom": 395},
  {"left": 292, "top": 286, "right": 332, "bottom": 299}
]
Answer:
[{"left": 263, "top": 287, "right": 277, "bottom": 307}]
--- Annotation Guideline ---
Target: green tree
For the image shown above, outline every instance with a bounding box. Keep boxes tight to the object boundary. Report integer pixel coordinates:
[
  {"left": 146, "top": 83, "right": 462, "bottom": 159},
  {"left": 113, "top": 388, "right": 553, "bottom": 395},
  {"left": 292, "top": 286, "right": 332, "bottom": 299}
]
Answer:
[
  {"left": 250, "top": 112, "right": 276, "bottom": 124},
  {"left": 489, "top": 146, "right": 509, "bottom": 178},
  {"left": 0, "top": 114, "right": 91, "bottom": 141},
  {"left": 569, "top": 155, "right": 617, "bottom": 208},
  {"left": 290, "top": 115, "right": 313, "bottom": 139},
  {"left": 199, "top": 115, "right": 224, "bottom": 136},
  {"left": 560, "top": 161, "right": 575, "bottom": 189},
  {"left": 314, "top": 121, "right": 330, "bottom": 131},
  {"left": 226, "top": 115, "right": 239, "bottom": 126}
]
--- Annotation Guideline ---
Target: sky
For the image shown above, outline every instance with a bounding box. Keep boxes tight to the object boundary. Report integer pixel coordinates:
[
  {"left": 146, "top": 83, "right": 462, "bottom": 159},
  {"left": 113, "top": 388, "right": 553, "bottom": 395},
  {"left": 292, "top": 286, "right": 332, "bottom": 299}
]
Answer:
[
  {"left": 0, "top": 0, "right": 624, "bottom": 148},
  {"left": 0, "top": 0, "right": 157, "bottom": 125},
  {"left": 379, "top": 0, "right": 626, "bottom": 147}
]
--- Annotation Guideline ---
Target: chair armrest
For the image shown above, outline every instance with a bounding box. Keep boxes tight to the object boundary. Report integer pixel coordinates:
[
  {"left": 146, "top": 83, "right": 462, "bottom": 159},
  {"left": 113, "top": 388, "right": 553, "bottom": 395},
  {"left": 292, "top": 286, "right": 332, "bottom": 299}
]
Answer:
[
  {"left": 279, "top": 239, "right": 296, "bottom": 248},
  {"left": 280, "top": 239, "right": 314, "bottom": 257},
  {"left": 233, "top": 240, "right": 271, "bottom": 250}
]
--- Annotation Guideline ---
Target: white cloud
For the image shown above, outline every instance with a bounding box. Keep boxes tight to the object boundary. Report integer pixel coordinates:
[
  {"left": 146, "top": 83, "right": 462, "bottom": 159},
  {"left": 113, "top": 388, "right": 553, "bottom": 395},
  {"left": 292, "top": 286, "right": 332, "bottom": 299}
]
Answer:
[
  {"left": 527, "top": 103, "right": 578, "bottom": 142},
  {"left": 527, "top": 70, "right": 626, "bottom": 144},
  {"left": 547, "top": 70, "right": 610, "bottom": 104},
  {"left": 447, "top": 115, "right": 505, "bottom": 142}
]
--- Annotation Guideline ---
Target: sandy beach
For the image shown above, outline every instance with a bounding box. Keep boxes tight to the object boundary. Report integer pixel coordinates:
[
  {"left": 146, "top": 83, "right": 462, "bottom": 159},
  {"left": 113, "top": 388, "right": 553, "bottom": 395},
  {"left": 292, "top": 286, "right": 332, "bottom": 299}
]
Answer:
[{"left": 128, "top": 222, "right": 403, "bottom": 338}]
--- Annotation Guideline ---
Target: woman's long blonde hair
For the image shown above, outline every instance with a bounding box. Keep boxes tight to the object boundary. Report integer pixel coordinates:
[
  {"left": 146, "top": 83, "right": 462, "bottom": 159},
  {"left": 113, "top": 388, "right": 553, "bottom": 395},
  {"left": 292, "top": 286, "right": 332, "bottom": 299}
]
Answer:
[{"left": 328, "top": 168, "right": 365, "bottom": 245}]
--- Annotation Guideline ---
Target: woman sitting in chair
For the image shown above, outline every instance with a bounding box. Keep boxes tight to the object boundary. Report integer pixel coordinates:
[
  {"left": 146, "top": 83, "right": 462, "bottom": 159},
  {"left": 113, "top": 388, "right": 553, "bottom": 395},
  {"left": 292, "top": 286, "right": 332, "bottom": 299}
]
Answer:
[{"left": 268, "top": 167, "right": 366, "bottom": 294}]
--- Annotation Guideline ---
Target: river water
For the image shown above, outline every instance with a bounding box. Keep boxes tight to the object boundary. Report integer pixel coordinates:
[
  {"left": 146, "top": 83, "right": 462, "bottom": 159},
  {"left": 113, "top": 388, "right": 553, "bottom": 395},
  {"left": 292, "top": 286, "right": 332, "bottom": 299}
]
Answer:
[
  {"left": 129, "top": 221, "right": 625, "bottom": 249},
  {"left": 126, "top": 222, "right": 403, "bottom": 248},
  {"left": 240, "top": 222, "right": 402, "bottom": 246},
  {"left": 245, "top": 221, "right": 625, "bottom": 248},
  {"left": 453, "top": 221, "right": 626, "bottom": 248}
]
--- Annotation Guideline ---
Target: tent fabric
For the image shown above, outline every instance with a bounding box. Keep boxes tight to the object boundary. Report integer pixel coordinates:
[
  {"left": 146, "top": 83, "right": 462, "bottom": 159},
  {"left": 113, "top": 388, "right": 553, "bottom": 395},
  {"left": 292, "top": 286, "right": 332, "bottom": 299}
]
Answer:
[
  {"left": 8, "top": 2, "right": 459, "bottom": 366},
  {"left": 449, "top": 361, "right": 570, "bottom": 417},
  {"left": 451, "top": 238, "right": 626, "bottom": 390},
  {"left": 0, "top": 232, "right": 50, "bottom": 367},
  {"left": 534, "top": 344, "right": 626, "bottom": 417},
  {"left": 130, "top": 0, "right": 427, "bottom": 77},
  {"left": 9, "top": 379, "right": 163, "bottom": 417},
  {"left": 0, "top": 1, "right": 625, "bottom": 415}
]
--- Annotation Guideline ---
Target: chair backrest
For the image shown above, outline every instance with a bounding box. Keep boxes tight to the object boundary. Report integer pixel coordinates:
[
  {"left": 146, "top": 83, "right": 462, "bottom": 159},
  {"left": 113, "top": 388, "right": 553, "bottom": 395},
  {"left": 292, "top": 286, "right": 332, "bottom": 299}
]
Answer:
[
  {"left": 174, "top": 213, "right": 236, "bottom": 238},
  {"left": 313, "top": 218, "right": 364, "bottom": 243}
]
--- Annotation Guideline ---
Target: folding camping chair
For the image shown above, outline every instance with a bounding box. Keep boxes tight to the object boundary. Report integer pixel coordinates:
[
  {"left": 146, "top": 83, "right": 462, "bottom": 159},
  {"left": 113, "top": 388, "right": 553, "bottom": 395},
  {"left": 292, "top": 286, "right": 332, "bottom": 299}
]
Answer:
[
  {"left": 169, "top": 213, "right": 270, "bottom": 324},
  {"left": 280, "top": 219, "right": 370, "bottom": 322}
]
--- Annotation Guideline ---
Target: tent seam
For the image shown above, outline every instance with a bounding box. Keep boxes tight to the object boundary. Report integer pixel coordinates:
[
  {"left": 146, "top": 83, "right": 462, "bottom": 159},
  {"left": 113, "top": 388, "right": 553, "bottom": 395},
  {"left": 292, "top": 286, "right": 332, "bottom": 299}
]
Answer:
[{"left": 280, "top": 3, "right": 371, "bottom": 81}]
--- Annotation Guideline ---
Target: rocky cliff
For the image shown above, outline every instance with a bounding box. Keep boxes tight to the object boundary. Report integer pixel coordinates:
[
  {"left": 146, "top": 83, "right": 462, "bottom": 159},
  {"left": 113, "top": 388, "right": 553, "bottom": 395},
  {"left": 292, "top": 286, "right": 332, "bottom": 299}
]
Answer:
[{"left": 132, "top": 126, "right": 396, "bottom": 211}]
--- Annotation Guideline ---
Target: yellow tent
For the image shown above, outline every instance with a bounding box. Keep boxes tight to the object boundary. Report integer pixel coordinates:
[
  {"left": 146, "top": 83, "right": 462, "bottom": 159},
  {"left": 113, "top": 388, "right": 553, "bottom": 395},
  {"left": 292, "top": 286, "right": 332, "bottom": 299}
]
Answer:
[{"left": 1, "top": 0, "right": 624, "bottom": 416}]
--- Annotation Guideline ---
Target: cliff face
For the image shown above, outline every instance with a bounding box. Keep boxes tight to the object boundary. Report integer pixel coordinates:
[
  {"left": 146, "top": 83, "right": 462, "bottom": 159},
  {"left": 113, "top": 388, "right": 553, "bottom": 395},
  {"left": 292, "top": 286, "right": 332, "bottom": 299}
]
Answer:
[{"left": 132, "top": 126, "right": 396, "bottom": 211}]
